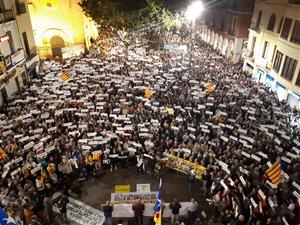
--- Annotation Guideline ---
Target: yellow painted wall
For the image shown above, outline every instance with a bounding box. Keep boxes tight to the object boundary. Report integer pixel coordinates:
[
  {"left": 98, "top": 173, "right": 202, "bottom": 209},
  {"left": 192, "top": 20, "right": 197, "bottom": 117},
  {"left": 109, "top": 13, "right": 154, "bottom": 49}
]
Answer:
[{"left": 27, "top": 0, "right": 98, "bottom": 58}]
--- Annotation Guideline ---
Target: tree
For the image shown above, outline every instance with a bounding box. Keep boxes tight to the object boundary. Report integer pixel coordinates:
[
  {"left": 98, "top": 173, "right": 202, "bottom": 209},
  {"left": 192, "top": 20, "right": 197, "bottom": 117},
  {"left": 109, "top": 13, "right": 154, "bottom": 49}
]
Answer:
[{"left": 79, "top": 0, "right": 186, "bottom": 55}]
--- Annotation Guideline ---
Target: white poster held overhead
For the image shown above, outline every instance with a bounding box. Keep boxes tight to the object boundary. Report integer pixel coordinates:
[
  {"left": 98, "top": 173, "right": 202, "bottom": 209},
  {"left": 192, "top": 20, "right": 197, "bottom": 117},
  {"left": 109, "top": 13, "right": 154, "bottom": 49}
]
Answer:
[
  {"left": 53, "top": 197, "right": 105, "bottom": 225},
  {"left": 136, "top": 183, "right": 151, "bottom": 193}
]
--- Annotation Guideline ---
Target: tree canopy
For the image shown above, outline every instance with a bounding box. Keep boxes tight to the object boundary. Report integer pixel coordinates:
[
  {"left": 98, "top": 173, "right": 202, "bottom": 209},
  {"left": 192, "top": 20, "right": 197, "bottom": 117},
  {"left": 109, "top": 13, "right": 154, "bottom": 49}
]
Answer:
[{"left": 79, "top": 0, "right": 188, "bottom": 36}]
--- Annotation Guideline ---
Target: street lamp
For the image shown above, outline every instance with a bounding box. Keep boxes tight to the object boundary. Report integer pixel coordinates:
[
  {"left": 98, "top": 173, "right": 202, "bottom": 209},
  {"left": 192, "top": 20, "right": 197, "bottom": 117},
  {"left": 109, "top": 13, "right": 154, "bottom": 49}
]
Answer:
[{"left": 185, "top": 1, "right": 204, "bottom": 67}]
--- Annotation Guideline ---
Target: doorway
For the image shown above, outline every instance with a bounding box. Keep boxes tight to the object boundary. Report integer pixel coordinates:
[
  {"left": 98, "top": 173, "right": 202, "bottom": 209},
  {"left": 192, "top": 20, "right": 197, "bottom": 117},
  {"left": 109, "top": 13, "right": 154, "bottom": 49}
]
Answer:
[
  {"left": 50, "top": 35, "right": 65, "bottom": 58},
  {"left": 1, "top": 87, "right": 8, "bottom": 103}
]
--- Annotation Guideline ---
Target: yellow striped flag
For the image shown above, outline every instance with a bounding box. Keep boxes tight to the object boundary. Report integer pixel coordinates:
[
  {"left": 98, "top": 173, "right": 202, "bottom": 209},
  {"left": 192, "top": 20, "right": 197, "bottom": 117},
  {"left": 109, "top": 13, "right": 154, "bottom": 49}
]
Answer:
[
  {"left": 145, "top": 86, "right": 155, "bottom": 98},
  {"left": 206, "top": 83, "right": 215, "bottom": 93},
  {"left": 266, "top": 159, "right": 282, "bottom": 185},
  {"left": 60, "top": 71, "right": 72, "bottom": 81}
]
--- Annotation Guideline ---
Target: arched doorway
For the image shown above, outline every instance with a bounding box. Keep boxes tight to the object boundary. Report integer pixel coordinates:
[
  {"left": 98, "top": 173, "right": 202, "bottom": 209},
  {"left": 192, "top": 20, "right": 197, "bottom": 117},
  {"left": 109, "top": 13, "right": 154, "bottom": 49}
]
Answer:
[{"left": 50, "top": 35, "right": 65, "bottom": 58}]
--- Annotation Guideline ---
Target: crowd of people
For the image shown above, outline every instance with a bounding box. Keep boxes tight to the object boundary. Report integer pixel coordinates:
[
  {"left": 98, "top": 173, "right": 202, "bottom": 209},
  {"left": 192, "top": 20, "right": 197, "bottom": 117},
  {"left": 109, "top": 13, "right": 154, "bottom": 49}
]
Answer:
[{"left": 0, "top": 34, "right": 300, "bottom": 225}]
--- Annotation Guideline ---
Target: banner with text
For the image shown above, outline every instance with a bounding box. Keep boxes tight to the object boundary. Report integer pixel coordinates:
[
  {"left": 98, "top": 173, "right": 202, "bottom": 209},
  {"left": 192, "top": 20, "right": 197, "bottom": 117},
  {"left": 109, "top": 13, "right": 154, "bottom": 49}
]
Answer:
[
  {"left": 165, "top": 153, "right": 206, "bottom": 179},
  {"left": 115, "top": 185, "right": 131, "bottom": 193},
  {"left": 111, "top": 192, "right": 157, "bottom": 204},
  {"left": 53, "top": 197, "right": 105, "bottom": 225}
]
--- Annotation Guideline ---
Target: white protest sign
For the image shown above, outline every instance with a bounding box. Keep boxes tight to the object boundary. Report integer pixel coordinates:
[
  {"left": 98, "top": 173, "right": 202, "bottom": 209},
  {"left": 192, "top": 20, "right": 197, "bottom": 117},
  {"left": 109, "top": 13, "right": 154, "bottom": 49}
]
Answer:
[
  {"left": 136, "top": 184, "right": 151, "bottom": 193},
  {"left": 53, "top": 197, "right": 105, "bottom": 225}
]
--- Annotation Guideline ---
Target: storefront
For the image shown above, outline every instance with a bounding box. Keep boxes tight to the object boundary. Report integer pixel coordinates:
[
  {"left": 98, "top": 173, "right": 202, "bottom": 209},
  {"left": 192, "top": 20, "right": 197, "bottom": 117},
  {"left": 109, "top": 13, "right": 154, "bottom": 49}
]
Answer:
[
  {"left": 275, "top": 82, "right": 288, "bottom": 102},
  {"left": 265, "top": 74, "right": 275, "bottom": 89},
  {"left": 287, "top": 92, "right": 300, "bottom": 110}
]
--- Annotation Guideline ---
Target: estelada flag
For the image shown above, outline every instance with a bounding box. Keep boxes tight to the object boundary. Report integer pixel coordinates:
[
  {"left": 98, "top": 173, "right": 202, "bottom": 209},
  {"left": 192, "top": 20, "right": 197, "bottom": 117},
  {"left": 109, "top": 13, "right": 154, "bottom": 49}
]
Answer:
[
  {"left": 60, "top": 70, "right": 72, "bottom": 81},
  {"left": 145, "top": 86, "right": 155, "bottom": 98},
  {"left": 266, "top": 159, "right": 282, "bottom": 185},
  {"left": 206, "top": 83, "right": 215, "bottom": 93},
  {"left": 153, "top": 179, "right": 162, "bottom": 225}
]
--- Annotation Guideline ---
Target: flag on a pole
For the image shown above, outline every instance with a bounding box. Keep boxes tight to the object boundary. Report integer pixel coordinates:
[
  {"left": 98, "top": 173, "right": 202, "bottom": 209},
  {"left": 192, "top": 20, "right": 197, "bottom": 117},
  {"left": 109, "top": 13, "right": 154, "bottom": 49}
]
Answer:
[
  {"left": 0, "top": 207, "right": 17, "bottom": 225},
  {"left": 60, "top": 70, "right": 72, "bottom": 81},
  {"left": 145, "top": 86, "right": 155, "bottom": 98},
  {"left": 266, "top": 159, "right": 282, "bottom": 185},
  {"left": 153, "top": 179, "right": 162, "bottom": 225}
]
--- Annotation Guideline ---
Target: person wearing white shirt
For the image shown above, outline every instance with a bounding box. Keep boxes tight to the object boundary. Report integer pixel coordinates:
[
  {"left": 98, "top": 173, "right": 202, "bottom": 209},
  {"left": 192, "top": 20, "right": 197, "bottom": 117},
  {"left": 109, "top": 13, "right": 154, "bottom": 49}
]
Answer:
[{"left": 187, "top": 198, "right": 198, "bottom": 224}]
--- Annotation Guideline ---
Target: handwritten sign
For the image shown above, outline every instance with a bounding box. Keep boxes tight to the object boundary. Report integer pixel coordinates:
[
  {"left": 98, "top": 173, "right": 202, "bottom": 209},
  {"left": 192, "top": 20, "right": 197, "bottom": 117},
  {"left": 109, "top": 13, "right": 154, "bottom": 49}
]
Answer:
[
  {"left": 136, "top": 184, "right": 151, "bottom": 193},
  {"left": 53, "top": 197, "right": 104, "bottom": 225},
  {"left": 111, "top": 192, "right": 157, "bottom": 204}
]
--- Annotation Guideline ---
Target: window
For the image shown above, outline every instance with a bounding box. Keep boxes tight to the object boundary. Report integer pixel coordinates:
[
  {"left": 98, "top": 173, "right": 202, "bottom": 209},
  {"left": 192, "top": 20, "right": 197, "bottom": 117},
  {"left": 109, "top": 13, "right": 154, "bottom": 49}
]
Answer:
[
  {"left": 6, "top": 31, "right": 15, "bottom": 53},
  {"left": 280, "top": 17, "right": 292, "bottom": 39},
  {"left": 290, "top": 20, "right": 300, "bottom": 44},
  {"left": 22, "top": 32, "right": 30, "bottom": 56},
  {"left": 281, "top": 56, "right": 298, "bottom": 81},
  {"left": 296, "top": 70, "right": 300, "bottom": 86},
  {"left": 0, "top": 0, "right": 5, "bottom": 10},
  {"left": 249, "top": 36, "right": 256, "bottom": 57},
  {"left": 255, "top": 11, "right": 262, "bottom": 30},
  {"left": 267, "top": 14, "right": 276, "bottom": 31},
  {"left": 273, "top": 50, "right": 283, "bottom": 72},
  {"left": 232, "top": 16, "right": 238, "bottom": 30},
  {"left": 262, "top": 41, "right": 269, "bottom": 58},
  {"left": 277, "top": 17, "right": 283, "bottom": 33},
  {"left": 271, "top": 45, "right": 277, "bottom": 62}
]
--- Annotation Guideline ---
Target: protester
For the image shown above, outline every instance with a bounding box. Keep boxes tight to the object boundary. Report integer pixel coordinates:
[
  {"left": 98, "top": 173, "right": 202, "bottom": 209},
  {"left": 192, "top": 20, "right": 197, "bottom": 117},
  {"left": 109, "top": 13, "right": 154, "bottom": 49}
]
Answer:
[
  {"left": 188, "top": 170, "right": 196, "bottom": 192},
  {"left": 132, "top": 199, "right": 145, "bottom": 225},
  {"left": 170, "top": 198, "right": 182, "bottom": 225},
  {"left": 188, "top": 198, "right": 198, "bottom": 224},
  {"left": 102, "top": 200, "right": 113, "bottom": 225}
]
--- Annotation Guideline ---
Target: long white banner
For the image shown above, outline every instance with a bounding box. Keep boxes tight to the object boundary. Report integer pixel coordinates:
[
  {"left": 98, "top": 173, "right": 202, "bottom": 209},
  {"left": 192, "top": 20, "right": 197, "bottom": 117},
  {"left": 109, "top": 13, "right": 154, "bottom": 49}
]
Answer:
[{"left": 53, "top": 197, "right": 105, "bottom": 225}]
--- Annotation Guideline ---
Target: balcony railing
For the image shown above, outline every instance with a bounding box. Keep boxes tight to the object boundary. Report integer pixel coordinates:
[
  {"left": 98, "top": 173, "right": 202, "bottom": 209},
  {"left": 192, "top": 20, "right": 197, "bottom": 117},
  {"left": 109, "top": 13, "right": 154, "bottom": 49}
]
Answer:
[{"left": 0, "top": 9, "right": 15, "bottom": 24}]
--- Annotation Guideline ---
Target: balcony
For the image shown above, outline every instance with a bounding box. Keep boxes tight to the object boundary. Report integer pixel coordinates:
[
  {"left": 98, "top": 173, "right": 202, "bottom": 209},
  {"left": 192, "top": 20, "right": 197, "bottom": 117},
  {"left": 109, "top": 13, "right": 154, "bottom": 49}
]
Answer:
[
  {"left": 4, "top": 49, "right": 25, "bottom": 71},
  {"left": 0, "top": 9, "right": 15, "bottom": 24}
]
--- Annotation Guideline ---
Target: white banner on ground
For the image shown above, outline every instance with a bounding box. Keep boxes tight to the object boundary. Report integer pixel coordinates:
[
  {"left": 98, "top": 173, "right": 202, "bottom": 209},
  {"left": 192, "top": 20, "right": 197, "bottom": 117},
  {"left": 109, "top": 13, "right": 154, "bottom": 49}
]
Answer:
[
  {"left": 136, "top": 183, "right": 151, "bottom": 193},
  {"left": 53, "top": 197, "right": 105, "bottom": 225}
]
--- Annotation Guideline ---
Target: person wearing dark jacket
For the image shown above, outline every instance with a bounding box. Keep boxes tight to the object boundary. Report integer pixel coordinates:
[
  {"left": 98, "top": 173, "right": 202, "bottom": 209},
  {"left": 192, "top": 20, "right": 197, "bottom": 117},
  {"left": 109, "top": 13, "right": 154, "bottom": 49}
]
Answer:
[
  {"left": 132, "top": 199, "right": 145, "bottom": 225},
  {"left": 170, "top": 198, "right": 182, "bottom": 225},
  {"left": 56, "top": 193, "right": 69, "bottom": 224},
  {"left": 102, "top": 201, "right": 113, "bottom": 225}
]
